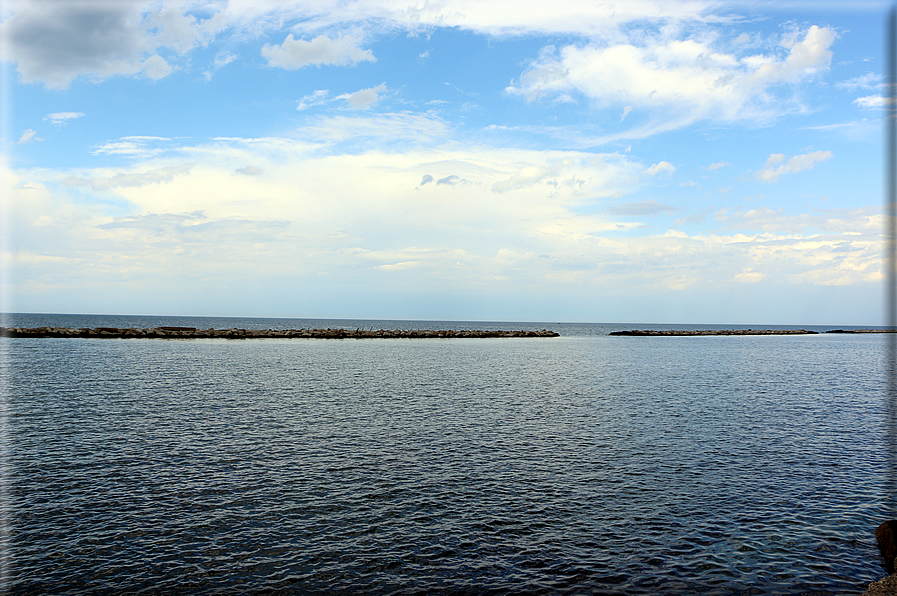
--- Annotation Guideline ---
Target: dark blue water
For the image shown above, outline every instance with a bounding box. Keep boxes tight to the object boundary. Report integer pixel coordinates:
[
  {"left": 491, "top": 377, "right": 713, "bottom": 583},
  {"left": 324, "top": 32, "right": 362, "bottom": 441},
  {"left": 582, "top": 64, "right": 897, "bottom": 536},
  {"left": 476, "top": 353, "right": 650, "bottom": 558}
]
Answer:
[{"left": 1, "top": 314, "right": 891, "bottom": 594}]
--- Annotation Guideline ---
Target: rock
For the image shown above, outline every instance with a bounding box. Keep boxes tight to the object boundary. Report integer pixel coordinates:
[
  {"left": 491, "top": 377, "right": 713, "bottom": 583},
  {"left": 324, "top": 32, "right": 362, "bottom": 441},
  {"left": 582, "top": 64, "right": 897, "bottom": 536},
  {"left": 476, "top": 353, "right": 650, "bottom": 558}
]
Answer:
[
  {"left": 877, "top": 521, "right": 897, "bottom": 574},
  {"left": 863, "top": 574, "right": 897, "bottom": 595}
]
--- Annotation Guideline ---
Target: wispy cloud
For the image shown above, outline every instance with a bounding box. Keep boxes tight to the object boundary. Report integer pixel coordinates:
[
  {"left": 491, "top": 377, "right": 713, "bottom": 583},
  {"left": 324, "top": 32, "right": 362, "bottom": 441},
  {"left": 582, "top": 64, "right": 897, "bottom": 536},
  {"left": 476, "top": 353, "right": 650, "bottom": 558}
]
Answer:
[
  {"left": 755, "top": 150, "right": 832, "bottom": 183},
  {"left": 44, "top": 112, "right": 85, "bottom": 126},
  {"left": 607, "top": 199, "right": 680, "bottom": 216},
  {"left": 297, "top": 89, "right": 330, "bottom": 110},
  {"left": 62, "top": 164, "right": 193, "bottom": 190},
  {"left": 18, "top": 129, "right": 42, "bottom": 143},
  {"left": 203, "top": 51, "right": 236, "bottom": 80},
  {"left": 836, "top": 72, "right": 881, "bottom": 90},
  {"left": 92, "top": 136, "right": 171, "bottom": 157}
]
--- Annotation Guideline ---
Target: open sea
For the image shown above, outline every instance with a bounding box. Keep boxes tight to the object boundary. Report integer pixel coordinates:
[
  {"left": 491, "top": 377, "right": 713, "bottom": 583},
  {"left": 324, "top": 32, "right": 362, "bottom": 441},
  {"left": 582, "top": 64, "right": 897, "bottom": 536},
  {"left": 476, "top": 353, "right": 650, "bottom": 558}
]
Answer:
[{"left": 1, "top": 313, "right": 893, "bottom": 595}]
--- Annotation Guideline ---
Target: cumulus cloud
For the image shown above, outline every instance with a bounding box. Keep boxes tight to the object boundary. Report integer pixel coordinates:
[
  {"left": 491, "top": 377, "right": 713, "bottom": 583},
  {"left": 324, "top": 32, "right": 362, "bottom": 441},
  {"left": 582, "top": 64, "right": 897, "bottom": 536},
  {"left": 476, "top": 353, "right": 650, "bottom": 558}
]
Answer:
[
  {"left": 261, "top": 34, "right": 375, "bottom": 69},
  {"left": 643, "top": 161, "right": 675, "bottom": 176},
  {"left": 419, "top": 174, "right": 434, "bottom": 186},
  {"left": 4, "top": 131, "right": 881, "bottom": 321},
  {"left": 336, "top": 83, "right": 387, "bottom": 109},
  {"left": 44, "top": 112, "right": 85, "bottom": 126},
  {"left": 0, "top": 0, "right": 221, "bottom": 88},
  {"left": 149, "top": 6, "right": 227, "bottom": 54},
  {"left": 141, "top": 54, "right": 172, "bottom": 80},
  {"left": 755, "top": 150, "right": 832, "bottom": 183},
  {"left": 705, "top": 161, "right": 729, "bottom": 170},
  {"left": 18, "top": 129, "right": 42, "bottom": 143},
  {"left": 507, "top": 26, "right": 837, "bottom": 130},
  {"left": 436, "top": 175, "right": 462, "bottom": 185}
]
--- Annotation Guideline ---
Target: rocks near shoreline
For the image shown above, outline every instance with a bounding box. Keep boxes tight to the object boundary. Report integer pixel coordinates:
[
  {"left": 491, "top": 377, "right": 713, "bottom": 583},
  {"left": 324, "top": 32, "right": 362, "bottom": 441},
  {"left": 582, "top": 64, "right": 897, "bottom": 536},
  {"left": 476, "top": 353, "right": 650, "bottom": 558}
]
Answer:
[
  {"left": 3, "top": 326, "right": 891, "bottom": 339},
  {"left": 609, "top": 329, "right": 896, "bottom": 336},
  {"left": 0, "top": 326, "right": 560, "bottom": 339}
]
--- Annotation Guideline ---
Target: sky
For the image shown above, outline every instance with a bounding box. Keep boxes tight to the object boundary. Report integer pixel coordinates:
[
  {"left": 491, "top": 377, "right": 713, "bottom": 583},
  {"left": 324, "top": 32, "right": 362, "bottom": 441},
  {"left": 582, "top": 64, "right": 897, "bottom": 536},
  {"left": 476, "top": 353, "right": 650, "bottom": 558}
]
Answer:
[{"left": 0, "top": 0, "right": 891, "bottom": 325}]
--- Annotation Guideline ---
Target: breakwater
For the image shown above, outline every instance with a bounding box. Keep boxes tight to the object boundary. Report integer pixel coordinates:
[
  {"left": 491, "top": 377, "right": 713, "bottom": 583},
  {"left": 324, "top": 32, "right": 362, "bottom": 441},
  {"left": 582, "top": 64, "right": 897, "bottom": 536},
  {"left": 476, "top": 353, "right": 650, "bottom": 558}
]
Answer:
[
  {"left": 0, "top": 326, "right": 560, "bottom": 339},
  {"left": 610, "top": 329, "right": 897, "bottom": 336},
  {"left": 610, "top": 329, "right": 818, "bottom": 336}
]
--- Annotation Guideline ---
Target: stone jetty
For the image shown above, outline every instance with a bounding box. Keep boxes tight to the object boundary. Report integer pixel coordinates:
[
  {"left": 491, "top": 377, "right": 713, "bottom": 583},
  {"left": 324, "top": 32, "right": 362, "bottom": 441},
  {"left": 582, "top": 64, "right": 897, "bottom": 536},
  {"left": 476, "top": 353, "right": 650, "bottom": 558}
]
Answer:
[
  {"left": 610, "top": 328, "right": 897, "bottom": 336},
  {"left": 0, "top": 326, "right": 560, "bottom": 339},
  {"left": 609, "top": 329, "right": 818, "bottom": 336}
]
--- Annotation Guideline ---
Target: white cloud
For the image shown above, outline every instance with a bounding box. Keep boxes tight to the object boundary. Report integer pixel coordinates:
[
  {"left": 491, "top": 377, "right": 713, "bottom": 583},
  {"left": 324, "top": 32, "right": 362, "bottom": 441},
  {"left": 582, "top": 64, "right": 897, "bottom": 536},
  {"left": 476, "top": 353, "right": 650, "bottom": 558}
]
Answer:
[
  {"left": 5, "top": 129, "right": 881, "bottom": 321},
  {"left": 336, "top": 83, "right": 387, "bottom": 109},
  {"left": 62, "top": 164, "right": 193, "bottom": 191},
  {"left": 755, "top": 150, "right": 832, "bottom": 183},
  {"left": 44, "top": 112, "right": 85, "bottom": 126},
  {"left": 0, "top": 0, "right": 722, "bottom": 90},
  {"left": 149, "top": 6, "right": 227, "bottom": 54},
  {"left": 261, "top": 33, "right": 375, "bottom": 69},
  {"left": 507, "top": 26, "right": 836, "bottom": 130},
  {"left": 836, "top": 72, "right": 881, "bottom": 90},
  {"left": 235, "top": 166, "right": 263, "bottom": 176},
  {"left": 299, "top": 112, "right": 451, "bottom": 145},
  {"left": 643, "top": 161, "right": 675, "bottom": 176},
  {"left": 733, "top": 268, "right": 764, "bottom": 283},
  {"left": 705, "top": 161, "right": 729, "bottom": 170},
  {"left": 91, "top": 136, "right": 170, "bottom": 157},
  {"left": 492, "top": 166, "right": 552, "bottom": 193},
  {"left": 297, "top": 89, "right": 330, "bottom": 110},
  {"left": 203, "top": 51, "right": 237, "bottom": 80},
  {"left": 853, "top": 95, "right": 890, "bottom": 109},
  {"left": 17, "top": 129, "right": 41, "bottom": 143},
  {"left": 141, "top": 54, "right": 172, "bottom": 80},
  {"left": 620, "top": 106, "right": 632, "bottom": 121},
  {"left": 607, "top": 199, "right": 680, "bottom": 216}
]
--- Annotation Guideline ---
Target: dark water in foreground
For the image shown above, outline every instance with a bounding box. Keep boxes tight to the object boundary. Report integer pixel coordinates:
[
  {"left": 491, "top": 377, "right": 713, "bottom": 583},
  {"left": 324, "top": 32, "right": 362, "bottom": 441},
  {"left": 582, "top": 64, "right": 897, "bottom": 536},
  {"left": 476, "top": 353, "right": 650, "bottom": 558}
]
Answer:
[{"left": 1, "top": 314, "right": 892, "bottom": 594}]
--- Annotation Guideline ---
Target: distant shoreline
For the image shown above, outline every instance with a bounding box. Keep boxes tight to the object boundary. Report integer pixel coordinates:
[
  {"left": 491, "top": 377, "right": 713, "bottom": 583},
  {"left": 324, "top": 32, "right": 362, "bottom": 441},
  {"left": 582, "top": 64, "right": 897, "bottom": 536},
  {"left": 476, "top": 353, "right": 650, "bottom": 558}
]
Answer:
[{"left": 0, "top": 326, "right": 560, "bottom": 339}]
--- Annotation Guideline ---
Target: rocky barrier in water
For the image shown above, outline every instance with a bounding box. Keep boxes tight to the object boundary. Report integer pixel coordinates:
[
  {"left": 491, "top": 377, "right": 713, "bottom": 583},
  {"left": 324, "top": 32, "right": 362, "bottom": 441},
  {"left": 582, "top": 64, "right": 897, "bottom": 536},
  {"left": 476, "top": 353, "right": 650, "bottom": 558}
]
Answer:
[
  {"left": 0, "top": 326, "right": 560, "bottom": 339},
  {"left": 610, "top": 329, "right": 897, "bottom": 336},
  {"left": 609, "top": 329, "right": 819, "bottom": 336}
]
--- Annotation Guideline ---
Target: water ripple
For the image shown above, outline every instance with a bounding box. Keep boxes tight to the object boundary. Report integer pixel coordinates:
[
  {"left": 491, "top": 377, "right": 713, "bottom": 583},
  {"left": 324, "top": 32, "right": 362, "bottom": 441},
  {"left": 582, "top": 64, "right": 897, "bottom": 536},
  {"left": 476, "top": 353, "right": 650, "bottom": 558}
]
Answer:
[{"left": 3, "top": 334, "right": 889, "bottom": 594}]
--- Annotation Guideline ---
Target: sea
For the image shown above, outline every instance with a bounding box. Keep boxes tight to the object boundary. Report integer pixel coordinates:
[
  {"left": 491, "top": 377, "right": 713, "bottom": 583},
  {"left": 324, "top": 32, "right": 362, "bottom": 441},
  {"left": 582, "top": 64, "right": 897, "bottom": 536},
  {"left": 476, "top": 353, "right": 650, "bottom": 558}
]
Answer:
[{"left": 1, "top": 313, "right": 893, "bottom": 595}]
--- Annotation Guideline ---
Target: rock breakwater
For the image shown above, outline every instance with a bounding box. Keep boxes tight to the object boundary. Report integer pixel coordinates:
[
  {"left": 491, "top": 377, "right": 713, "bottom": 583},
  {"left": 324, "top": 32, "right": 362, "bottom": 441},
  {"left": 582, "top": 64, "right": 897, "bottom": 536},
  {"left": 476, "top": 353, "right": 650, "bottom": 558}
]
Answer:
[
  {"left": 0, "top": 326, "right": 560, "bottom": 339},
  {"left": 609, "top": 329, "right": 819, "bottom": 336}
]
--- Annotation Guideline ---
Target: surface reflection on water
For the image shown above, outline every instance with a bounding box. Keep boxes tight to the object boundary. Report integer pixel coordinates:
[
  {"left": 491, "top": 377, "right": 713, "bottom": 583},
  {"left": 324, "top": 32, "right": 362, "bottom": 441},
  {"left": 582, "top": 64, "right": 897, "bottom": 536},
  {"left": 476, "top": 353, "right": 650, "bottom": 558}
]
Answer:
[{"left": 4, "top": 325, "right": 890, "bottom": 594}]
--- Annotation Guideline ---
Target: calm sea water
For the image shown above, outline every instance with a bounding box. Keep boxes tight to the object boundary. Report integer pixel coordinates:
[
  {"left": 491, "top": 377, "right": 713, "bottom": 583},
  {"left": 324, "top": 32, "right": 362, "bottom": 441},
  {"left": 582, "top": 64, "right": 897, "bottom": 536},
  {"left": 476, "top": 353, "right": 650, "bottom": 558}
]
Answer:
[{"left": 1, "top": 314, "right": 892, "bottom": 594}]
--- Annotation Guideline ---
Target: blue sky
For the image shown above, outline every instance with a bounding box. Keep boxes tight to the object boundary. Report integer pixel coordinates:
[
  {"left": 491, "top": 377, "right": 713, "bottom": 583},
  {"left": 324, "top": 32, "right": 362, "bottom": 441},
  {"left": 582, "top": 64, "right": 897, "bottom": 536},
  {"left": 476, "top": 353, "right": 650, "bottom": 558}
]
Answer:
[{"left": 0, "top": 0, "right": 890, "bottom": 324}]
